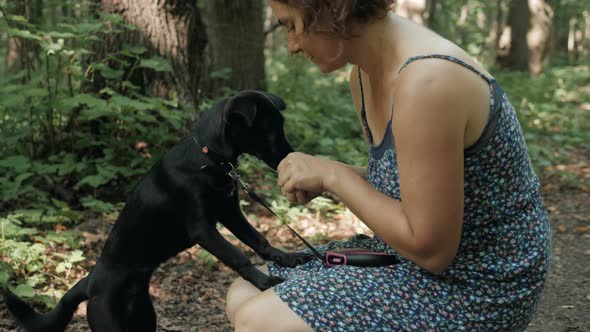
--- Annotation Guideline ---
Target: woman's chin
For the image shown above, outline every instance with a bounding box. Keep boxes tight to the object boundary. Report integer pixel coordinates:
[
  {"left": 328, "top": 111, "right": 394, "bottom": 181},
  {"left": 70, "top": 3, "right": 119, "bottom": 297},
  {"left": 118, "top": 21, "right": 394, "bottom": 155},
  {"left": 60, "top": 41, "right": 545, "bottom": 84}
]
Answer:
[{"left": 315, "top": 60, "right": 346, "bottom": 73}]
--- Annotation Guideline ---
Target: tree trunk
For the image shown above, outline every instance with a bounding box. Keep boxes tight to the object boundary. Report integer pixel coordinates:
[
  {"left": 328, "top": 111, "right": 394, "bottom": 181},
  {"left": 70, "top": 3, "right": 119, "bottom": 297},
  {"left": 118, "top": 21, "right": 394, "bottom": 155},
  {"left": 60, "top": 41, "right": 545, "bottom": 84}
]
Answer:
[
  {"left": 497, "top": 0, "right": 553, "bottom": 74},
  {"left": 98, "top": 0, "right": 207, "bottom": 111},
  {"left": 202, "top": 0, "right": 266, "bottom": 98},
  {"left": 395, "top": 0, "right": 428, "bottom": 25},
  {"left": 584, "top": 11, "right": 590, "bottom": 58},
  {"left": 482, "top": 0, "right": 503, "bottom": 64},
  {"left": 527, "top": 0, "right": 553, "bottom": 74},
  {"left": 456, "top": 0, "right": 469, "bottom": 46},
  {"left": 4, "top": 1, "right": 26, "bottom": 74},
  {"left": 497, "top": 0, "right": 530, "bottom": 71}
]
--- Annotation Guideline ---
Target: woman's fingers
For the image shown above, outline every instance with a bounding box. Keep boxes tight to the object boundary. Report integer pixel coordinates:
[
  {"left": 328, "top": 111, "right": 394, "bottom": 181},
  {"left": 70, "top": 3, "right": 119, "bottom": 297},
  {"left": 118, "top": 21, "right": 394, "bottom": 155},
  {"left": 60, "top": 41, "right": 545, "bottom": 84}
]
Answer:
[{"left": 295, "top": 190, "right": 308, "bottom": 204}]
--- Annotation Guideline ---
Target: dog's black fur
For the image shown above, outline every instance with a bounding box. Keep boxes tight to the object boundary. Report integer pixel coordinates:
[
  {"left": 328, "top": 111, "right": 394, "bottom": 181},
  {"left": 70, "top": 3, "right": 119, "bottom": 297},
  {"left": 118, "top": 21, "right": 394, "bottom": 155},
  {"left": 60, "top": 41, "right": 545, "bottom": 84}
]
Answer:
[{"left": 3, "top": 90, "right": 313, "bottom": 332}]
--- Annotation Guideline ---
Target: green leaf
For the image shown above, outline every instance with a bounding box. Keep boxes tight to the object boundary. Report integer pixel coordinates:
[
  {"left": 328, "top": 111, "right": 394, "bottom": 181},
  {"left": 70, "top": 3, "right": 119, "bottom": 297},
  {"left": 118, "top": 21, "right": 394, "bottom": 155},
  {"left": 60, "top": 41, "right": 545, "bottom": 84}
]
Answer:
[
  {"left": 75, "top": 23, "right": 104, "bottom": 34},
  {"left": 110, "top": 95, "right": 153, "bottom": 111},
  {"left": 80, "top": 198, "right": 116, "bottom": 213},
  {"left": 75, "top": 174, "right": 109, "bottom": 189},
  {"left": 0, "top": 270, "right": 10, "bottom": 284},
  {"left": 8, "top": 15, "right": 28, "bottom": 23},
  {"left": 5, "top": 27, "right": 42, "bottom": 41},
  {"left": 139, "top": 57, "right": 173, "bottom": 73},
  {"left": 68, "top": 250, "right": 85, "bottom": 263},
  {"left": 93, "top": 63, "right": 124, "bottom": 80},
  {"left": 100, "top": 13, "right": 124, "bottom": 25},
  {"left": 46, "top": 31, "right": 76, "bottom": 39},
  {"left": 210, "top": 67, "right": 232, "bottom": 79},
  {"left": 13, "top": 284, "right": 35, "bottom": 298},
  {"left": 0, "top": 156, "right": 31, "bottom": 172}
]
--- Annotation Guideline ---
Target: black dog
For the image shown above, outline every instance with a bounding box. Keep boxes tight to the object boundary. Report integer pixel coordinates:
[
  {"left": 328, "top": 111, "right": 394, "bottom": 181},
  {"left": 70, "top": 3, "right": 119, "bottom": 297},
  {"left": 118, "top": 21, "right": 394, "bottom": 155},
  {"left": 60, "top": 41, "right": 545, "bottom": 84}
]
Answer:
[{"left": 3, "top": 90, "right": 313, "bottom": 332}]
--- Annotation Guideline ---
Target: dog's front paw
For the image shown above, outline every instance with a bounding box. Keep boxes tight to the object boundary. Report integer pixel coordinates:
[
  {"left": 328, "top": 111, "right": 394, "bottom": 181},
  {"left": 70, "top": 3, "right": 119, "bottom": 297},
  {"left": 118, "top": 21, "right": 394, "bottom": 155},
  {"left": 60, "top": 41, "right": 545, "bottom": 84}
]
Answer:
[
  {"left": 271, "top": 252, "right": 315, "bottom": 268},
  {"left": 254, "top": 276, "right": 285, "bottom": 291}
]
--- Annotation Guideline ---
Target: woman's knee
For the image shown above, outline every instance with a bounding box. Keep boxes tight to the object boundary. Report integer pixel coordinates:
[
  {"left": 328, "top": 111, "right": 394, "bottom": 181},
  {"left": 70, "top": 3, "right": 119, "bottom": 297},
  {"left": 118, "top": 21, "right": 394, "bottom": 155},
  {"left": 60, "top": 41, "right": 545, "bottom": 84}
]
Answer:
[
  {"left": 232, "top": 292, "right": 274, "bottom": 332},
  {"left": 233, "top": 290, "right": 314, "bottom": 332},
  {"left": 226, "top": 265, "right": 269, "bottom": 324}
]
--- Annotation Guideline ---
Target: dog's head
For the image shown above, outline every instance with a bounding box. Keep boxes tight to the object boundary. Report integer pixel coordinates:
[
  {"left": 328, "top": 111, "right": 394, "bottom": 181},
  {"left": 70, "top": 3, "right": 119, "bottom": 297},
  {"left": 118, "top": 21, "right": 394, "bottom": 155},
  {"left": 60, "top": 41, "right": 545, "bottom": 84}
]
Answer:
[{"left": 220, "top": 90, "right": 294, "bottom": 169}]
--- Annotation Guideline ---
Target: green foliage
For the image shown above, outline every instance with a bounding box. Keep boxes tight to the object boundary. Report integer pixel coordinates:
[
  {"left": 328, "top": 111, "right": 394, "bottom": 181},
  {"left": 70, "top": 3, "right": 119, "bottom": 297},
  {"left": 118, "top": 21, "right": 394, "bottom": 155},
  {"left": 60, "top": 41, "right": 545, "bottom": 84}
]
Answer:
[
  {"left": 0, "top": 3, "right": 188, "bottom": 304},
  {"left": 266, "top": 50, "right": 366, "bottom": 166},
  {"left": 495, "top": 64, "right": 590, "bottom": 177},
  {"left": 0, "top": 211, "right": 83, "bottom": 307},
  {"left": 0, "top": 8, "right": 188, "bottom": 210}
]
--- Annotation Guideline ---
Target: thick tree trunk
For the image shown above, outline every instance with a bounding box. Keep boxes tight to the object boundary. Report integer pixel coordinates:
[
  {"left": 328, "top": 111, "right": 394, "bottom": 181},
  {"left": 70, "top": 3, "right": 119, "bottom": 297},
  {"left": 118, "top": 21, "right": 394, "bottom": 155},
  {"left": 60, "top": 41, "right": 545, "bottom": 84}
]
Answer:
[
  {"left": 528, "top": 0, "right": 553, "bottom": 74},
  {"left": 584, "top": 11, "right": 590, "bottom": 58},
  {"left": 98, "top": 0, "right": 207, "bottom": 111},
  {"left": 497, "top": 0, "right": 553, "bottom": 74},
  {"left": 497, "top": 0, "right": 530, "bottom": 71},
  {"left": 202, "top": 0, "right": 266, "bottom": 98},
  {"left": 4, "top": 1, "right": 29, "bottom": 75},
  {"left": 456, "top": 0, "right": 469, "bottom": 46},
  {"left": 486, "top": 0, "right": 503, "bottom": 63}
]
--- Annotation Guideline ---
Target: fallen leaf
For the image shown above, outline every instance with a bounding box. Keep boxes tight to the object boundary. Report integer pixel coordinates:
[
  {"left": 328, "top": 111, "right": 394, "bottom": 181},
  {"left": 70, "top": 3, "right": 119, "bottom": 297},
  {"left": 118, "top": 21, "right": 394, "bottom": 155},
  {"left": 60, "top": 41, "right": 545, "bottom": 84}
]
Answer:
[
  {"left": 54, "top": 224, "right": 68, "bottom": 231},
  {"left": 575, "top": 226, "right": 589, "bottom": 233},
  {"left": 558, "top": 225, "right": 567, "bottom": 233}
]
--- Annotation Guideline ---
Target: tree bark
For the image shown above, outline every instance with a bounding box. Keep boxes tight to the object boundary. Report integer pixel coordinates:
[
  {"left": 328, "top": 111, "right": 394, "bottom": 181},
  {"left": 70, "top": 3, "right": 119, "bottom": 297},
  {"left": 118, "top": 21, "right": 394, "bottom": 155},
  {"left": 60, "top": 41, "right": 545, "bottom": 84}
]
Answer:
[
  {"left": 98, "top": 0, "right": 207, "bottom": 111},
  {"left": 496, "top": 0, "right": 553, "bottom": 74},
  {"left": 497, "top": 0, "right": 530, "bottom": 71},
  {"left": 202, "top": 0, "right": 266, "bottom": 98},
  {"left": 527, "top": 0, "right": 553, "bottom": 74},
  {"left": 4, "top": 1, "right": 26, "bottom": 74}
]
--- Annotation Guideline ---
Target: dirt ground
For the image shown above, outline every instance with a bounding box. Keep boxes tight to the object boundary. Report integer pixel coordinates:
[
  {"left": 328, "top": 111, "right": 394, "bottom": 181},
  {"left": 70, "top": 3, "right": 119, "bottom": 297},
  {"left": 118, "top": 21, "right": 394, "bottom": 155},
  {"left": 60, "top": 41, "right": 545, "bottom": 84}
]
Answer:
[{"left": 1, "top": 187, "right": 588, "bottom": 332}]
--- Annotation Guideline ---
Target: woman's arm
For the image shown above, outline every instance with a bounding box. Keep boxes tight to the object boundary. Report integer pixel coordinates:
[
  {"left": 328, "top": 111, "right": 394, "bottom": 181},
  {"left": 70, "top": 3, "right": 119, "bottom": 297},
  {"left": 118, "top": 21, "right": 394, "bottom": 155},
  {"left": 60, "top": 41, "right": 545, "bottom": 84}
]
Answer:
[
  {"left": 279, "top": 61, "right": 483, "bottom": 274},
  {"left": 349, "top": 165, "right": 367, "bottom": 178}
]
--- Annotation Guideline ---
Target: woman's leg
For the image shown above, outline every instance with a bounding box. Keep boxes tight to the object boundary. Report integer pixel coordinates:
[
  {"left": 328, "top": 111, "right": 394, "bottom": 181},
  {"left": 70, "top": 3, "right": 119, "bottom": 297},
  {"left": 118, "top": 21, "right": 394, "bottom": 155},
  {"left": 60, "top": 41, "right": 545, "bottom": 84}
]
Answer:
[
  {"left": 225, "top": 265, "right": 268, "bottom": 324},
  {"left": 226, "top": 265, "right": 313, "bottom": 331},
  {"left": 233, "top": 289, "right": 314, "bottom": 332}
]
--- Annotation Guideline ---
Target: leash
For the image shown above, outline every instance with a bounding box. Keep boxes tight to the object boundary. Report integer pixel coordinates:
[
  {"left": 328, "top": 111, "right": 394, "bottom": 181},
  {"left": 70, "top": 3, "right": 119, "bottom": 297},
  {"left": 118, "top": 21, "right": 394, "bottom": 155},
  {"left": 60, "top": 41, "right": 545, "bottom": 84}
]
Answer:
[
  {"left": 227, "top": 163, "right": 399, "bottom": 268},
  {"left": 192, "top": 135, "right": 323, "bottom": 260},
  {"left": 226, "top": 164, "right": 325, "bottom": 261},
  {"left": 193, "top": 135, "right": 399, "bottom": 268}
]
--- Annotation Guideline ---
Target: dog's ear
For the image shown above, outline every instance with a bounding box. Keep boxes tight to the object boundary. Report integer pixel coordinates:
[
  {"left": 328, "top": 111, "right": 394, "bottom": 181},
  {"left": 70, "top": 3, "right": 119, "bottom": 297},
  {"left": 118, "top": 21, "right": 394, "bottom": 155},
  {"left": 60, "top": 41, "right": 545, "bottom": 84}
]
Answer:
[
  {"left": 223, "top": 90, "right": 286, "bottom": 128},
  {"left": 223, "top": 97, "right": 257, "bottom": 128},
  {"left": 233, "top": 90, "right": 286, "bottom": 112}
]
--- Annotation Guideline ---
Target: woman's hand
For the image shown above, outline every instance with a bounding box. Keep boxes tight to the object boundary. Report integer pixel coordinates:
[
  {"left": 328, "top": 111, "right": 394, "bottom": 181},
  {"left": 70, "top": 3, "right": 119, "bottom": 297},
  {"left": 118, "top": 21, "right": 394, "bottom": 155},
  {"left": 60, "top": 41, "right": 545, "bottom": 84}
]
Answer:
[{"left": 277, "top": 152, "right": 335, "bottom": 204}]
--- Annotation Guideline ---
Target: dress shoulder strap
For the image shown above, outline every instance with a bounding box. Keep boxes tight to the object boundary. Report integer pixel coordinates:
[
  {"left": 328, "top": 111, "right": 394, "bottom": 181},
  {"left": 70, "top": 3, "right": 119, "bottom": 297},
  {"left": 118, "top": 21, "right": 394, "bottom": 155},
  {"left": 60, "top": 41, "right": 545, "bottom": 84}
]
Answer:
[{"left": 397, "top": 54, "right": 494, "bottom": 84}]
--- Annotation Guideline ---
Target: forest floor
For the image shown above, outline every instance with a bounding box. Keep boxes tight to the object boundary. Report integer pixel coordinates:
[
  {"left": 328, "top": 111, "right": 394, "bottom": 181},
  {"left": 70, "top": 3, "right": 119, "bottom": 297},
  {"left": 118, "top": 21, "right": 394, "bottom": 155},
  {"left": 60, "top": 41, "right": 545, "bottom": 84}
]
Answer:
[{"left": 0, "top": 169, "right": 588, "bottom": 332}]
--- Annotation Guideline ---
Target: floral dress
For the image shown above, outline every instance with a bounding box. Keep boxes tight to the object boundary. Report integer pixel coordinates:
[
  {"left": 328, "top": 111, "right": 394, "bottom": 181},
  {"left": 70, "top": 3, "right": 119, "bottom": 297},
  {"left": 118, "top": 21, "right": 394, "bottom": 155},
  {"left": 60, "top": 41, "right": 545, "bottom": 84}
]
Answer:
[{"left": 267, "top": 54, "right": 551, "bottom": 331}]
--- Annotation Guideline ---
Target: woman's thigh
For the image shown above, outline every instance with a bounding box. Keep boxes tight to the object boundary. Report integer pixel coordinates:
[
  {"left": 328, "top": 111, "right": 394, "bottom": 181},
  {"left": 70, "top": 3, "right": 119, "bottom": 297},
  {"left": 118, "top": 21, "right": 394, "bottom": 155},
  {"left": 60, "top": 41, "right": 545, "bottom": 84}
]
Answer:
[
  {"left": 233, "top": 289, "right": 314, "bottom": 332},
  {"left": 225, "top": 265, "right": 268, "bottom": 324}
]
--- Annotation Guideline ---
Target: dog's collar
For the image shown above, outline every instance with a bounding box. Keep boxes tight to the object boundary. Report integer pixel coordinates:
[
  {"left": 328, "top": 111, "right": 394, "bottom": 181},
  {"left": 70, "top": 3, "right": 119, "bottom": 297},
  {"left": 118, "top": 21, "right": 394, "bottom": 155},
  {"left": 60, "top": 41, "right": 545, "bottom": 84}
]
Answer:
[{"left": 192, "top": 135, "right": 241, "bottom": 177}]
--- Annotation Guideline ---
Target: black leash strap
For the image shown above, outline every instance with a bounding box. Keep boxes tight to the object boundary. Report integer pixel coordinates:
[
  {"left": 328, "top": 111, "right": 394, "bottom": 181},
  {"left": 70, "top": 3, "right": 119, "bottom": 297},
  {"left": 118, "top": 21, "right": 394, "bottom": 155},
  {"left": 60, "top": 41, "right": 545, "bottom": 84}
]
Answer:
[
  {"left": 246, "top": 189, "right": 324, "bottom": 261},
  {"left": 226, "top": 165, "right": 324, "bottom": 261}
]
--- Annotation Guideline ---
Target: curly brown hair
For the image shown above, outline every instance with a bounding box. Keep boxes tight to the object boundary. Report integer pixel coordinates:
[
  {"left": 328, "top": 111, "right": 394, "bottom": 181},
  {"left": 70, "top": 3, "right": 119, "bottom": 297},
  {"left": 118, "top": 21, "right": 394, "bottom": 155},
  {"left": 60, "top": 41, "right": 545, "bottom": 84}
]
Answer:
[{"left": 272, "top": 0, "right": 395, "bottom": 38}]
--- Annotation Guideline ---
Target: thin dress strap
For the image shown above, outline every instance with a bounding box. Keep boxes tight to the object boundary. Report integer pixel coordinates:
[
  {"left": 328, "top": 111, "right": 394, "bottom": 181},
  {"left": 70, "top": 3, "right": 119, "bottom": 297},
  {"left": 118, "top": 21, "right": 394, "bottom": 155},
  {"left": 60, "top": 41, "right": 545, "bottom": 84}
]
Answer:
[
  {"left": 397, "top": 54, "right": 494, "bottom": 84},
  {"left": 358, "top": 66, "right": 374, "bottom": 145}
]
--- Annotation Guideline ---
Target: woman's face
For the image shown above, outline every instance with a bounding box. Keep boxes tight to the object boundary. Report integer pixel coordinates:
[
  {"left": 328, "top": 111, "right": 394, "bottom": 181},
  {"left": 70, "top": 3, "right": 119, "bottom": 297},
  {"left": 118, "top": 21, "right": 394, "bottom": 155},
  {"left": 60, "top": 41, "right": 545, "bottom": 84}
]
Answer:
[{"left": 270, "top": 1, "right": 348, "bottom": 73}]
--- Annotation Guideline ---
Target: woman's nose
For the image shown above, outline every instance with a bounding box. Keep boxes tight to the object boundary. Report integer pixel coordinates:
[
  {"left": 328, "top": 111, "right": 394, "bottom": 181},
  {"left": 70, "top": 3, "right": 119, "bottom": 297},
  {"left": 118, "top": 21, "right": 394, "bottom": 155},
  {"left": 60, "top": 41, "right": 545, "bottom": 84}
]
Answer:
[{"left": 287, "top": 36, "right": 301, "bottom": 55}]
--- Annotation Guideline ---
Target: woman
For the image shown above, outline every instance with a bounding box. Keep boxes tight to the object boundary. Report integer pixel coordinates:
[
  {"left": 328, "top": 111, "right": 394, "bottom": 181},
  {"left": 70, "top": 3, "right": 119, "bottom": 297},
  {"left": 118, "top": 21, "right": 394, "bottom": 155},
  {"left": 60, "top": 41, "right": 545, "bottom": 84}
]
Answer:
[{"left": 226, "top": 1, "right": 551, "bottom": 331}]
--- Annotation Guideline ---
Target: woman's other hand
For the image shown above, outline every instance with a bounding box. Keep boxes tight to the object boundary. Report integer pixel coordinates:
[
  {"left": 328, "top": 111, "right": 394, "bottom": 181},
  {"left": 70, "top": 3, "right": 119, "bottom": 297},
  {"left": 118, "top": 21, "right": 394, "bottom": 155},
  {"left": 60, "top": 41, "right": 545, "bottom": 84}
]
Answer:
[{"left": 277, "top": 152, "right": 335, "bottom": 204}]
